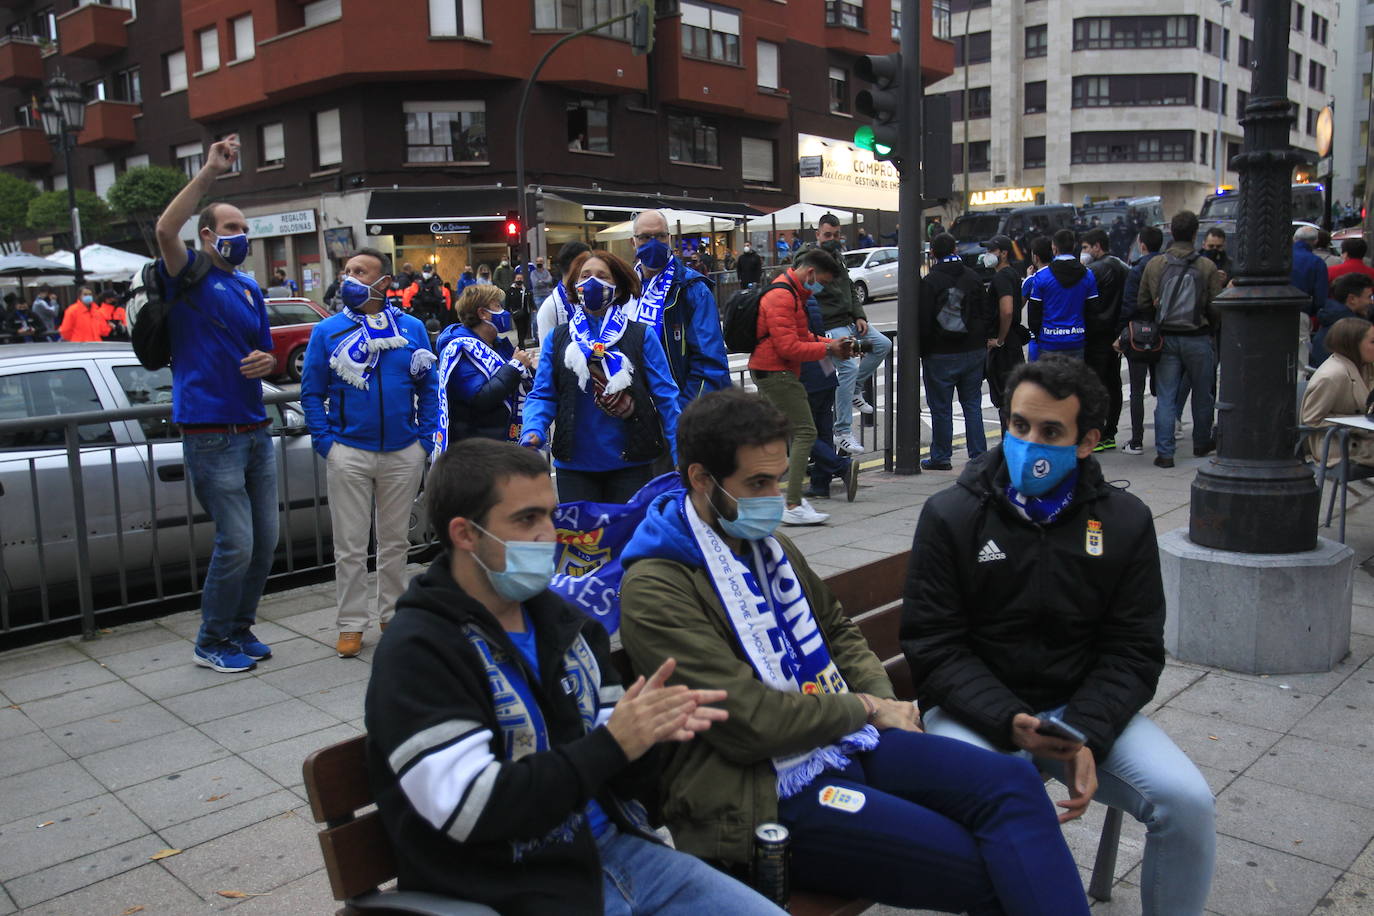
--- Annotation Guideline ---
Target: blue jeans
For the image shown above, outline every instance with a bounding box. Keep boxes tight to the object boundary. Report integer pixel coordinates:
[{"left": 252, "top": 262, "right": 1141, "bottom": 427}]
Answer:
[
  {"left": 827, "top": 323, "right": 893, "bottom": 437},
  {"left": 1030, "top": 343, "right": 1086, "bottom": 362},
  {"left": 183, "top": 427, "right": 279, "bottom": 650},
  {"left": 1153, "top": 335, "right": 1216, "bottom": 458},
  {"left": 807, "top": 386, "right": 849, "bottom": 490},
  {"left": 778, "top": 729, "right": 1089, "bottom": 916},
  {"left": 597, "top": 827, "right": 784, "bottom": 915},
  {"left": 922, "top": 349, "right": 988, "bottom": 463},
  {"left": 925, "top": 707, "right": 1216, "bottom": 916}
]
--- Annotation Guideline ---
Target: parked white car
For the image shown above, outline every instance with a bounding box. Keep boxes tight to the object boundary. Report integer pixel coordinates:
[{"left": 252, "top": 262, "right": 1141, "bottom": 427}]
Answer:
[{"left": 841, "top": 247, "right": 900, "bottom": 303}]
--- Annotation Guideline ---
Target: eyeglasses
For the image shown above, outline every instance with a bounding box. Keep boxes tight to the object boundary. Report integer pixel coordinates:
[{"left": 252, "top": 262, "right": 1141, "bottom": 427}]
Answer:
[{"left": 633, "top": 232, "right": 670, "bottom": 243}]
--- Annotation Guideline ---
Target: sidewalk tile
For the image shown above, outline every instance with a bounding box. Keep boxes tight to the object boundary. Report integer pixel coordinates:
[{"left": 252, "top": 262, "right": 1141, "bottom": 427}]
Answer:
[
  {"left": 127, "top": 660, "right": 249, "bottom": 701},
  {"left": 255, "top": 587, "right": 338, "bottom": 621},
  {"left": 99, "top": 640, "right": 197, "bottom": 679},
  {"left": 273, "top": 606, "right": 340, "bottom": 642},
  {"left": 160, "top": 788, "right": 301, "bottom": 852},
  {"left": 0, "top": 643, "right": 89, "bottom": 680},
  {"left": 1350, "top": 836, "right": 1374, "bottom": 880},
  {"left": 1351, "top": 602, "right": 1374, "bottom": 638},
  {"left": 0, "top": 794, "right": 146, "bottom": 882},
  {"left": 0, "top": 759, "right": 105, "bottom": 826},
  {"left": 50, "top": 702, "right": 183, "bottom": 757},
  {"left": 74, "top": 622, "right": 182, "bottom": 659},
  {"left": 197, "top": 698, "right": 338, "bottom": 753},
  {"left": 239, "top": 722, "right": 361, "bottom": 789},
  {"left": 1148, "top": 707, "right": 1283, "bottom": 774},
  {"left": 1167, "top": 672, "right": 1321, "bottom": 733},
  {"left": 0, "top": 731, "right": 66, "bottom": 774},
  {"left": 80, "top": 727, "right": 228, "bottom": 792},
  {"left": 1144, "top": 662, "right": 1208, "bottom": 714},
  {"left": 160, "top": 810, "right": 319, "bottom": 900},
  {"left": 1215, "top": 633, "right": 1374, "bottom": 699},
  {"left": 0, "top": 886, "right": 13, "bottom": 915},
  {"left": 5, "top": 833, "right": 166, "bottom": 908},
  {"left": 249, "top": 635, "right": 337, "bottom": 669},
  {"left": 1246, "top": 735, "right": 1374, "bottom": 810},
  {"left": 115, "top": 756, "right": 283, "bottom": 831},
  {"left": 299, "top": 677, "right": 368, "bottom": 722},
  {"left": 0, "top": 659, "right": 117, "bottom": 704},
  {"left": 158, "top": 610, "right": 206, "bottom": 640},
  {"left": 20, "top": 680, "right": 147, "bottom": 729},
  {"left": 256, "top": 656, "right": 373, "bottom": 699},
  {"left": 1216, "top": 776, "right": 1374, "bottom": 870},
  {"left": 0, "top": 704, "right": 37, "bottom": 740},
  {"left": 203, "top": 867, "right": 334, "bottom": 914},
  {"left": 14, "top": 862, "right": 203, "bottom": 916},
  {"left": 161, "top": 678, "right": 292, "bottom": 726},
  {"left": 1314, "top": 872, "right": 1374, "bottom": 915},
  {"left": 1207, "top": 834, "right": 1341, "bottom": 916},
  {"left": 1289, "top": 689, "right": 1374, "bottom": 752}
]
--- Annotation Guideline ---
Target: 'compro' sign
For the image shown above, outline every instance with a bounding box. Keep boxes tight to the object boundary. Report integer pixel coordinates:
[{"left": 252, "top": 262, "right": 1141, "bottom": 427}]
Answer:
[{"left": 797, "top": 133, "right": 898, "bottom": 211}]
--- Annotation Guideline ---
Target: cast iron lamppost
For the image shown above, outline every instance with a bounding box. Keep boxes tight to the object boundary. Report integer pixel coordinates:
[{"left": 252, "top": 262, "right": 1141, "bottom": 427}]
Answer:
[
  {"left": 38, "top": 71, "right": 85, "bottom": 288},
  {"left": 1189, "top": 0, "right": 1320, "bottom": 553}
]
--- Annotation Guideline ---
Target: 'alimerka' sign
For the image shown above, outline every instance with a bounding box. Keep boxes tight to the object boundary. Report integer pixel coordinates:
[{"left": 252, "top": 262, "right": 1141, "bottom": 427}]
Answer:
[{"left": 548, "top": 473, "right": 682, "bottom": 635}]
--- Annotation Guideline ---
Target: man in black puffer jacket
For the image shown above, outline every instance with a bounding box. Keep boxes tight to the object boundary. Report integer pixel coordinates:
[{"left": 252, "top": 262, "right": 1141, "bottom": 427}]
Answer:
[{"left": 901, "top": 356, "right": 1215, "bottom": 916}]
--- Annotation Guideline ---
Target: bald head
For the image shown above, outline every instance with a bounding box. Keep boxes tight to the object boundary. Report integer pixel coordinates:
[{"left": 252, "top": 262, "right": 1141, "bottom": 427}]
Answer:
[
  {"left": 1294, "top": 225, "right": 1319, "bottom": 245},
  {"left": 633, "top": 210, "right": 670, "bottom": 241}
]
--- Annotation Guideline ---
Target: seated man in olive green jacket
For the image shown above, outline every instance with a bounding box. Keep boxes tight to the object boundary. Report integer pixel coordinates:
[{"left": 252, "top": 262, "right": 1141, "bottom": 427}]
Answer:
[{"left": 618, "top": 388, "right": 1090, "bottom": 915}]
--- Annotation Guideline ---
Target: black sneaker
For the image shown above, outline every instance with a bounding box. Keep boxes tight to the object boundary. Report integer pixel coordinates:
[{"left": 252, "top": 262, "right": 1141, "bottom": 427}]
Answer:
[
  {"left": 921, "top": 458, "right": 954, "bottom": 471},
  {"left": 1154, "top": 455, "right": 1175, "bottom": 469},
  {"left": 1193, "top": 441, "right": 1216, "bottom": 458}
]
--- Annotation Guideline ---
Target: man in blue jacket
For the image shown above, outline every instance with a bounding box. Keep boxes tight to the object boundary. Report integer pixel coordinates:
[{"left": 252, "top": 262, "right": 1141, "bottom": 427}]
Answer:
[
  {"left": 628, "top": 209, "right": 731, "bottom": 410},
  {"left": 1293, "top": 224, "right": 1330, "bottom": 367},
  {"left": 1023, "top": 229, "right": 1098, "bottom": 361},
  {"left": 301, "top": 247, "right": 439, "bottom": 658}
]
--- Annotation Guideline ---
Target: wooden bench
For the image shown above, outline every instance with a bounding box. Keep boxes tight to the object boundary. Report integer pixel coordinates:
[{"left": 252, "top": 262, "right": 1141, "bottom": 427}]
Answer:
[{"left": 303, "top": 551, "right": 1121, "bottom": 915}]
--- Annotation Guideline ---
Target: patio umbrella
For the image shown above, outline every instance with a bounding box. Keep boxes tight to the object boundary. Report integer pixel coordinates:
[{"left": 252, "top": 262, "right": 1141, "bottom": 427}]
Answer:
[
  {"left": 0, "top": 253, "right": 80, "bottom": 297},
  {"left": 756, "top": 203, "right": 858, "bottom": 232},
  {"left": 595, "top": 207, "right": 728, "bottom": 241},
  {"left": 46, "top": 244, "right": 153, "bottom": 283}
]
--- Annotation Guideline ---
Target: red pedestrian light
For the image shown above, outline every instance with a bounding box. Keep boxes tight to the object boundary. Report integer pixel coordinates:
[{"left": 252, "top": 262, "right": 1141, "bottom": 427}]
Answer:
[{"left": 505, "top": 210, "right": 521, "bottom": 238}]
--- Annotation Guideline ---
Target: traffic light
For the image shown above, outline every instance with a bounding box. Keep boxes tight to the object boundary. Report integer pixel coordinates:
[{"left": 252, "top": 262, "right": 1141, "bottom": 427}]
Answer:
[
  {"left": 505, "top": 210, "right": 522, "bottom": 239},
  {"left": 631, "top": 0, "right": 654, "bottom": 56},
  {"left": 855, "top": 53, "right": 902, "bottom": 164}
]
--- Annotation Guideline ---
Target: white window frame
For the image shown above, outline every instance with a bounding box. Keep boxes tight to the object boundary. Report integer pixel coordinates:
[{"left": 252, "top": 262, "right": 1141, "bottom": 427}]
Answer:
[
  {"left": 124, "top": 153, "right": 150, "bottom": 170},
  {"left": 303, "top": 0, "right": 342, "bottom": 28},
  {"left": 403, "top": 100, "right": 488, "bottom": 164},
  {"left": 174, "top": 141, "right": 204, "bottom": 178},
  {"left": 164, "top": 49, "right": 187, "bottom": 93},
  {"left": 757, "top": 40, "right": 780, "bottom": 90},
  {"left": 196, "top": 26, "right": 219, "bottom": 73},
  {"left": 315, "top": 108, "right": 342, "bottom": 169},
  {"left": 260, "top": 122, "right": 285, "bottom": 167},
  {"left": 92, "top": 162, "right": 116, "bottom": 199},
  {"left": 429, "top": 0, "right": 484, "bottom": 39},
  {"left": 231, "top": 15, "right": 255, "bottom": 62},
  {"left": 741, "top": 137, "right": 775, "bottom": 184}
]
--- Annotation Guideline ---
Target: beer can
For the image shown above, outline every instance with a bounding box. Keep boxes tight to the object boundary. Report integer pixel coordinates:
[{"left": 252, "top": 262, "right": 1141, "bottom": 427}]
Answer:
[{"left": 752, "top": 822, "right": 790, "bottom": 909}]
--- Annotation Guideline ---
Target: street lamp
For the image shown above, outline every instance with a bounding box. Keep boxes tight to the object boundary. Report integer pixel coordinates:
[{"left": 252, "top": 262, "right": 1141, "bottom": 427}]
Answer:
[
  {"left": 1215, "top": 0, "right": 1233, "bottom": 192},
  {"left": 38, "top": 71, "right": 86, "bottom": 287}
]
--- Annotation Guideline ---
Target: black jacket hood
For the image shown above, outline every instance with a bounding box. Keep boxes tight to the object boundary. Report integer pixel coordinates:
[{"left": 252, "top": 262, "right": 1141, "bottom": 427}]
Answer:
[{"left": 1048, "top": 257, "right": 1088, "bottom": 288}]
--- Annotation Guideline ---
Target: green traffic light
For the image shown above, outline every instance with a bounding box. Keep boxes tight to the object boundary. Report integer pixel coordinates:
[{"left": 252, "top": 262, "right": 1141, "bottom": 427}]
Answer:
[{"left": 853, "top": 125, "right": 892, "bottom": 157}]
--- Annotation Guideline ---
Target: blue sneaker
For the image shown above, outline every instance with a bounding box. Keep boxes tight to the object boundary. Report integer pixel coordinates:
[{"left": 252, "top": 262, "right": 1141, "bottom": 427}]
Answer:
[
  {"left": 193, "top": 644, "right": 257, "bottom": 673},
  {"left": 235, "top": 632, "right": 272, "bottom": 660}
]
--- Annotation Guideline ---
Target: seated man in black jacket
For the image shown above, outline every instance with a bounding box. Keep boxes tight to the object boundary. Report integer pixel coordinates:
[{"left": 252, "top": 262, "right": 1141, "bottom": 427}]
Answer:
[
  {"left": 365, "top": 438, "right": 783, "bottom": 916},
  {"left": 901, "top": 357, "right": 1215, "bottom": 916}
]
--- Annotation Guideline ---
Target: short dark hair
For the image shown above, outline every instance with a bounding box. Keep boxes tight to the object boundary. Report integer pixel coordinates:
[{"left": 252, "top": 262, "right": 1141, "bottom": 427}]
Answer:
[
  {"left": 930, "top": 232, "right": 957, "bottom": 259},
  {"left": 1206, "top": 226, "right": 1227, "bottom": 241},
  {"left": 677, "top": 389, "right": 790, "bottom": 487},
  {"left": 1170, "top": 210, "right": 1200, "bottom": 244},
  {"left": 348, "top": 247, "right": 392, "bottom": 276},
  {"left": 1052, "top": 229, "right": 1077, "bottom": 255},
  {"left": 556, "top": 240, "right": 592, "bottom": 275},
  {"left": 427, "top": 438, "right": 550, "bottom": 548},
  {"left": 1031, "top": 236, "right": 1054, "bottom": 264},
  {"left": 1333, "top": 272, "right": 1374, "bottom": 305},
  {"left": 565, "top": 250, "right": 641, "bottom": 307},
  {"left": 196, "top": 202, "right": 231, "bottom": 237},
  {"left": 1003, "top": 355, "right": 1108, "bottom": 442},
  {"left": 38, "top": 284, "right": 51, "bottom": 294},
  {"left": 1342, "top": 238, "right": 1368, "bottom": 261},
  {"left": 1139, "top": 225, "right": 1164, "bottom": 253},
  {"left": 1318, "top": 229, "right": 1332, "bottom": 249},
  {"left": 1325, "top": 316, "right": 1373, "bottom": 367},
  {"left": 819, "top": 212, "right": 841, "bottom": 228},
  {"left": 794, "top": 247, "right": 841, "bottom": 276},
  {"left": 1082, "top": 228, "right": 1109, "bottom": 251}
]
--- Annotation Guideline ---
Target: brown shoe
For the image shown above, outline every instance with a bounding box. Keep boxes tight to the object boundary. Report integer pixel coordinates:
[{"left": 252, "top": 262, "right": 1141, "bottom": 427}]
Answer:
[
  {"left": 336, "top": 632, "right": 363, "bottom": 658},
  {"left": 379, "top": 620, "right": 389, "bottom": 632}
]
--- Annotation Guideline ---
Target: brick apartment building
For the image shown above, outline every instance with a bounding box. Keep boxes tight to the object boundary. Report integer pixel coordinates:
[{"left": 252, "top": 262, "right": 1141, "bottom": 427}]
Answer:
[{"left": 0, "top": 0, "right": 952, "bottom": 302}]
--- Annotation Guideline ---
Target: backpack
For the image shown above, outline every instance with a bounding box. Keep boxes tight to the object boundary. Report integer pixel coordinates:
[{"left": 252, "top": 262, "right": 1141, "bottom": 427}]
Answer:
[
  {"left": 414, "top": 277, "right": 443, "bottom": 310},
  {"left": 1117, "top": 318, "right": 1164, "bottom": 363},
  {"left": 1154, "top": 252, "right": 1207, "bottom": 332},
  {"left": 926, "top": 265, "right": 988, "bottom": 342},
  {"left": 129, "top": 254, "right": 213, "bottom": 370},
  {"left": 721, "top": 280, "right": 792, "bottom": 354}
]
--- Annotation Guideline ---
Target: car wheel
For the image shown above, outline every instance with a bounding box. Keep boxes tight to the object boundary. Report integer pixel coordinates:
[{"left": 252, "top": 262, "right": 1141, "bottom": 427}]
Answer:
[
  {"left": 288, "top": 346, "right": 307, "bottom": 382},
  {"left": 853, "top": 281, "right": 869, "bottom": 304}
]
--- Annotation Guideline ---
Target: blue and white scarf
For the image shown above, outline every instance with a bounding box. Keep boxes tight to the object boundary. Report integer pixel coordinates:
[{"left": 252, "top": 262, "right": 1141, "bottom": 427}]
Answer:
[
  {"left": 551, "top": 282, "right": 574, "bottom": 326},
  {"left": 683, "top": 494, "right": 879, "bottom": 798},
  {"left": 564, "top": 304, "right": 634, "bottom": 396},
  {"left": 330, "top": 305, "right": 413, "bottom": 389},
  {"left": 631, "top": 257, "right": 678, "bottom": 332},
  {"left": 434, "top": 333, "right": 530, "bottom": 452},
  {"left": 1006, "top": 468, "right": 1079, "bottom": 525}
]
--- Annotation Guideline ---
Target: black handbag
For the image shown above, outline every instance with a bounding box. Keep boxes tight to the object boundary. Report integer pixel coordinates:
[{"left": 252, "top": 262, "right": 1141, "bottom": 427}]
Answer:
[{"left": 1118, "top": 319, "right": 1164, "bottom": 363}]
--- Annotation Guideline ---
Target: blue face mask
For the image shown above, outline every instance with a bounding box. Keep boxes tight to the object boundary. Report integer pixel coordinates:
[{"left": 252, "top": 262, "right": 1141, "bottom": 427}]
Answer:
[
  {"left": 635, "top": 237, "right": 672, "bottom": 270},
  {"left": 1003, "top": 431, "right": 1080, "bottom": 497},
  {"left": 802, "top": 271, "right": 824, "bottom": 294},
  {"left": 487, "top": 308, "right": 512, "bottom": 334},
  {"left": 577, "top": 276, "right": 615, "bottom": 312},
  {"left": 339, "top": 275, "right": 382, "bottom": 312},
  {"left": 713, "top": 479, "right": 785, "bottom": 540},
  {"left": 470, "top": 522, "right": 556, "bottom": 602},
  {"left": 213, "top": 233, "right": 249, "bottom": 266}
]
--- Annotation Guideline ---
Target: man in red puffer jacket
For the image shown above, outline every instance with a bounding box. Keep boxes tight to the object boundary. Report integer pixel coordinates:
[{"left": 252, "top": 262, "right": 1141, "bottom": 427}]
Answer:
[{"left": 748, "top": 247, "right": 856, "bottom": 526}]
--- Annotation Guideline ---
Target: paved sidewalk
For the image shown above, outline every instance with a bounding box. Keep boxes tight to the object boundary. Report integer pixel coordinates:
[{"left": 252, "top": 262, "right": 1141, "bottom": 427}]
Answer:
[{"left": 3, "top": 445, "right": 1374, "bottom": 915}]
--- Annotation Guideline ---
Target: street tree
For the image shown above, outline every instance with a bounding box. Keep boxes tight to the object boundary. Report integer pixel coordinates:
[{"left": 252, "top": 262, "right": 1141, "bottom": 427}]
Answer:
[
  {"left": 26, "top": 189, "right": 114, "bottom": 246},
  {"left": 0, "top": 171, "right": 39, "bottom": 239},
  {"left": 107, "top": 165, "right": 187, "bottom": 256}
]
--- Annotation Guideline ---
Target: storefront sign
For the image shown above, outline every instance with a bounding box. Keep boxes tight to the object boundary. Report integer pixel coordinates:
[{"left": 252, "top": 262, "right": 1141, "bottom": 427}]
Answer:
[
  {"left": 248, "top": 209, "right": 317, "bottom": 237},
  {"left": 969, "top": 187, "right": 1043, "bottom": 208},
  {"left": 429, "top": 222, "right": 471, "bottom": 234},
  {"left": 797, "top": 133, "right": 898, "bottom": 211}
]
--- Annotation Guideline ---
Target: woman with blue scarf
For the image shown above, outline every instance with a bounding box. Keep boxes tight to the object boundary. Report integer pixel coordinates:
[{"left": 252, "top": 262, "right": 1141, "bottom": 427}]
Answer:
[
  {"left": 434, "top": 285, "right": 534, "bottom": 447},
  {"left": 521, "top": 250, "right": 681, "bottom": 504}
]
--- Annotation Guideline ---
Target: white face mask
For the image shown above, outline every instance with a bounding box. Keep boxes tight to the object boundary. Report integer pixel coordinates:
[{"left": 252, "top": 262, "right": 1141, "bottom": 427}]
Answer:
[
  {"left": 1080, "top": 251, "right": 1094, "bottom": 266},
  {"left": 979, "top": 252, "right": 1000, "bottom": 269}
]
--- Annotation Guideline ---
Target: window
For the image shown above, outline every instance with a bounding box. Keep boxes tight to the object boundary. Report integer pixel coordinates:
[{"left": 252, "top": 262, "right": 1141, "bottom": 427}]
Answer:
[
  {"left": 667, "top": 113, "right": 719, "bottom": 166},
  {"left": 1071, "top": 130, "right": 1192, "bottom": 164},
  {"left": 681, "top": 2, "right": 740, "bottom": 65},
  {"left": 829, "top": 67, "right": 849, "bottom": 113},
  {"left": 230, "top": 15, "right": 254, "bottom": 61},
  {"left": 1199, "top": 131, "right": 1207, "bottom": 165},
  {"left": 174, "top": 141, "right": 203, "bottom": 178},
  {"left": 1308, "top": 61, "right": 1325, "bottom": 93},
  {"left": 954, "top": 31, "right": 991, "bottom": 65},
  {"left": 1310, "top": 12, "right": 1327, "bottom": 44},
  {"left": 566, "top": 97, "right": 610, "bottom": 152},
  {"left": 757, "top": 40, "right": 779, "bottom": 90},
  {"left": 741, "top": 136, "right": 775, "bottom": 184},
  {"left": 826, "top": 0, "right": 864, "bottom": 29},
  {"left": 1072, "top": 16, "right": 1196, "bottom": 50},
  {"left": 890, "top": 0, "right": 901, "bottom": 41},
  {"left": 112, "top": 366, "right": 175, "bottom": 441},
  {"left": 213, "top": 131, "right": 242, "bottom": 173},
  {"left": 91, "top": 162, "right": 115, "bottom": 199},
  {"left": 1025, "top": 24, "right": 1047, "bottom": 58},
  {"left": 534, "top": 0, "right": 633, "bottom": 38},
  {"left": 196, "top": 27, "right": 219, "bottom": 72},
  {"left": 0, "top": 370, "right": 114, "bottom": 449},
  {"left": 1024, "top": 80, "right": 1046, "bottom": 114},
  {"left": 259, "top": 122, "right": 284, "bottom": 166},
  {"left": 1306, "top": 107, "right": 1319, "bottom": 137},
  {"left": 1238, "top": 35, "right": 1252, "bottom": 69},
  {"left": 947, "top": 89, "right": 963, "bottom": 120},
  {"left": 1288, "top": 50, "right": 1302, "bottom": 81},
  {"left": 1204, "top": 20, "right": 1215, "bottom": 54},
  {"left": 932, "top": 0, "right": 951, "bottom": 40},
  {"left": 1071, "top": 73, "right": 1194, "bottom": 107},
  {"left": 125, "top": 153, "right": 149, "bottom": 170},
  {"left": 12, "top": 103, "right": 33, "bottom": 128},
  {"left": 1202, "top": 77, "right": 1218, "bottom": 112},
  {"left": 1291, "top": 2, "right": 1304, "bottom": 31},
  {"left": 967, "top": 85, "right": 991, "bottom": 119},
  {"left": 314, "top": 108, "right": 342, "bottom": 169},
  {"left": 1024, "top": 135, "right": 1046, "bottom": 169},
  {"left": 403, "top": 101, "right": 486, "bottom": 163},
  {"left": 1227, "top": 140, "right": 1242, "bottom": 168},
  {"left": 959, "top": 140, "right": 990, "bottom": 172},
  {"left": 112, "top": 67, "right": 140, "bottom": 104},
  {"left": 303, "top": 0, "right": 342, "bottom": 27},
  {"left": 11, "top": 6, "right": 57, "bottom": 44},
  {"left": 163, "top": 49, "right": 187, "bottom": 93},
  {"left": 429, "top": 0, "right": 484, "bottom": 40},
  {"left": 82, "top": 78, "right": 106, "bottom": 102},
  {"left": 1237, "top": 89, "right": 1248, "bottom": 113}
]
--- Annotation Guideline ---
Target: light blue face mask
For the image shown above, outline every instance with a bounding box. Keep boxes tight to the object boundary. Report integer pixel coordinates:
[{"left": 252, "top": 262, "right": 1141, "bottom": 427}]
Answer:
[
  {"left": 1003, "top": 431, "right": 1080, "bottom": 497},
  {"left": 802, "top": 270, "right": 824, "bottom": 294},
  {"left": 470, "top": 522, "right": 556, "bottom": 602},
  {"left": 712, "top": 478, "right": 785, "bottom": 540}
]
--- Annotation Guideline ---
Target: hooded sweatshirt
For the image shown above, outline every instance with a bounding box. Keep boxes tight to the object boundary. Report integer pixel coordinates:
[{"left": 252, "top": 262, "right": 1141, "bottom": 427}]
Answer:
[{"left": 1024, "top": 255, "right": 1098, "bottom": 351}]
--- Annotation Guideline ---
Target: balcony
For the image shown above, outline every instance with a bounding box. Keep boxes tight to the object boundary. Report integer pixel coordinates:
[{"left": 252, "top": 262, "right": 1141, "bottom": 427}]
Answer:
[
  {"left": 56, "top": 2, "right": 131, "bottom": 60},
  {"left": 77, "top": 100, "right": 139, "bottom": 148},
  {"left": 0, "top": 38, "right": 44, "bottom": 86},
  {"left": 0, "top": 126, "right": 52, "bottom": 168},
  {"left": 539, "top": 35, "right": 648, "bottom": 94},
  {"left": 824, "top": 0, "right": 886, "bottom": 57}
]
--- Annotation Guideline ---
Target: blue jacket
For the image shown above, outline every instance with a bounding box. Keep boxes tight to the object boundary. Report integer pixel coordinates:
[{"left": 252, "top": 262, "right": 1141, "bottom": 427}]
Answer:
[
  {"left": 622, "top": 491, "right": 706, "bottom": 570},
  {"left": 522, "top": 313, "right": 681, "bottom": 471},
  {"left": 300, "top": 309, "right": 439, "bottom": 456},
  {"left": 799, "top": 297, "right": 837, "bottom": 395},
  {"left": 440, "top": 325, "right": 526, "bottom": 443},
  {"left": 644, "top": 258, "right": 732, "bottom": 409},
  {"left": 1121, "top": 251, "right": 1160, "bottom": 327},
  {"left": 1310, "top": 299, "right": 1358, "bottom": 368},
  {"left": 1023, "top": 256, "right": 1098, "bottom": 351},
  {"left": 1292, "top": 241, "right": 1330, "bottom": 317}
]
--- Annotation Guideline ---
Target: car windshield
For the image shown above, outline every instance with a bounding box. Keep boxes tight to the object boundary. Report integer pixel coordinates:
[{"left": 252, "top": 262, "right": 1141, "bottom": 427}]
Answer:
[
  {"left": 268, "top": 302, "right": 324, "bottom": 327},
  {"left": 843, "top": 252, "right": 869, "bottom": 268},
  {"left": 950, "top": 214, "right": 1002, "bottom": 243},
  {"left": 1292, "top": 189, "right": 1324, "bottom": 225},
  {"left": 1202, "top": 196, "right": 1241, "bottom": 219}
]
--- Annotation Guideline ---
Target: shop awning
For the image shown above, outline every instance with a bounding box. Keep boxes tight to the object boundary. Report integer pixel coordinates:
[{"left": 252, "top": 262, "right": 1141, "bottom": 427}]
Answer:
[
  {"left": 364, "top": 188, "right": 517, "bottom": 227},
  {"left": 545, "top": 187, "right": 763, "bottom": 222},
  {"left": 750, "top": 203, "right": 858, "bottom": 232}
]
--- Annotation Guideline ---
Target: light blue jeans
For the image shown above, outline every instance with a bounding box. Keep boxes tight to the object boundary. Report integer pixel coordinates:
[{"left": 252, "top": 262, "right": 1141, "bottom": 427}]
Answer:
[
  {"left": 183, "top": 427, "right": 280, "bottom": 651},
  {"left": 826, "top": 323, "right": 893, "bottom": 437},
  {"left": 924, "top": 706, "right": 1216, "bottom": 916},
  {"left": 1153, "top": 334, "right": 1216, "bottom": 459},
  {"left": 596, "top": 827, "right": 785, "bottom": 915}
]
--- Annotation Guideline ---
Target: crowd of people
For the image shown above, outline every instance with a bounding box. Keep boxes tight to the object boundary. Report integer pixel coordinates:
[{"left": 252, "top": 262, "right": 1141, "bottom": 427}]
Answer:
[{"left": 1, "top": 284, "right": 131, "bottom": 344}]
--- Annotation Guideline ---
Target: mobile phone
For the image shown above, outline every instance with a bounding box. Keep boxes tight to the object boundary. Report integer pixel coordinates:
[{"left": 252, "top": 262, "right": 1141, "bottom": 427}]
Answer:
[{"left": 1035, "top": 714, "right": 1087, "bottom": 744}]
